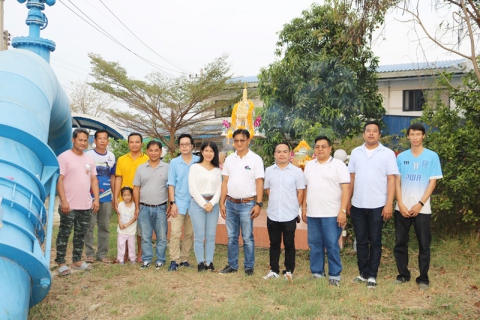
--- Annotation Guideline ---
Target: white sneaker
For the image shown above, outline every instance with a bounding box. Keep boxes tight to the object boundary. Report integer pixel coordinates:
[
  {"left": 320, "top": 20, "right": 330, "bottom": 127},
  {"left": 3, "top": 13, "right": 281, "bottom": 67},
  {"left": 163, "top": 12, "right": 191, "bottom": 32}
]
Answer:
[
  {"left": 263, "top": 270, "right": 279, "bottom": 280},
  {"left": 284, "top": 271, "right": 293, "bottom": 283}
]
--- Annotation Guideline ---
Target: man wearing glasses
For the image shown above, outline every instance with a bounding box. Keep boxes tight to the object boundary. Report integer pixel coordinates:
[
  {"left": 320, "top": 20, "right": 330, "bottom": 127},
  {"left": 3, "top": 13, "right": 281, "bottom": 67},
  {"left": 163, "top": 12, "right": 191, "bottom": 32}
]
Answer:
[
  {"left": 302, "top": 136, "right": 350, "bottom": 286},
  {"left": 219, "top": 129, "right": 264, "bottom": 276},
  {"left": 348, "top": 121, "right": 399, "bottom": 289},
  {"left": 167, "top": 133, "right": 200, "bottom": 271}
]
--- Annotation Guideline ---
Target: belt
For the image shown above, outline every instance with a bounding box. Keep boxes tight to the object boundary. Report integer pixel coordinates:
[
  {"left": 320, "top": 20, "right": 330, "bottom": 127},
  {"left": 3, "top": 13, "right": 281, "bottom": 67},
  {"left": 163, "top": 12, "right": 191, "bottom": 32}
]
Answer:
[
  {"left": 226, "top": 196, "right": 255, "bottom": 204},
  {"left": 140, "top": 201, "right": 167, "bottom": 207},
  {"left": 202, "top": 195, "right": 213, "bottom": 201}
]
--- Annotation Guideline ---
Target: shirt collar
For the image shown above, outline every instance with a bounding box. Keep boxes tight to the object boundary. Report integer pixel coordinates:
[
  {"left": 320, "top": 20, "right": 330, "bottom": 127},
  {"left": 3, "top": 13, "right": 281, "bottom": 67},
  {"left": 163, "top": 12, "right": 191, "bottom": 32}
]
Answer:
[
  {"left": 314, "top": 156, "right": 333, "bottom": 164},
  {"left": 273, "top": 162, "right": 293, "bottom": 170},
  {"left": 234, "top": 149, "right": 252, "bottom": 158}
]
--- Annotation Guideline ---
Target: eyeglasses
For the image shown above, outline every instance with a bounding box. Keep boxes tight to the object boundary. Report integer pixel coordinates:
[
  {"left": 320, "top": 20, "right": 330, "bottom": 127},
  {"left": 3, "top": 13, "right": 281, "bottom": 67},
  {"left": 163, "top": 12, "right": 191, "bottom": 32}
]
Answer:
[
  {"left": 233, "top": 139, "right": 247, "bottom": 144},
  {"left": 180, "top": 143, "right": 191, "bottom": 147},
  {"left": 314, "top": 144, "right": 330, "bottom": 150}
]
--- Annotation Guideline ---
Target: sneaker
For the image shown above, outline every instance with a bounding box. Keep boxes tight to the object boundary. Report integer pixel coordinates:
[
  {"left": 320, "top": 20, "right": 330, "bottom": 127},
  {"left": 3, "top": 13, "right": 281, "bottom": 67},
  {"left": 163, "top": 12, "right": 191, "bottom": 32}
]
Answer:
[
  {"left": 155, "top": 262, "right": 164, "bottom": 269},
  {"left": 119, "top": 261, "right": 125, "bottom": 266},
  {"left": 245, "top": 268, "right": 254, "bottom": 276},
  {"left": 352, "top": 275, "right": 367, "bottom": 283},
  {"left": 284, "top": 271, "right": 293, "bottom": 283},
  {"left": 394, "top": 278, "right": 409, "bottom": 285},
  {"left": 206, "top": 262, "right": 215, "bottom": 272},
  {"left": 219, "top": 265, "right": 237, "bottom": 274},
  {"left": 168, "top": 261, "right": 178, "bottom": 272},
  {"left": 313, "top": 273, "right": 326, "bottom": 279},
  {"left": 418, "top": 283, "right": 429, "bottom": 290},
  {"left": 367, "top": 278, "right": 377, "bottom": 289},
  {"left": 329, "top": 279, "right": 340, "bottom": 287},
  {"left": 140, "top": 261, "right": 151, "bottom": 269},
  {"left": 198, "top": 262, "right": 206, "bottom": 272},
  {"left": 263, "top": 270, "right": 279, "bottom": 280},
  {"left": 179, "top": 261, "right": 192, "bottom": 268}
]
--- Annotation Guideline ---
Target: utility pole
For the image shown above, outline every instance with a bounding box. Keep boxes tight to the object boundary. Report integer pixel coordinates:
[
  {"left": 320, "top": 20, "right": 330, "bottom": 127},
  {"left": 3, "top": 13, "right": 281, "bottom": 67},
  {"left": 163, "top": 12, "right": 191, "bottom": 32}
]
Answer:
[{"left": 0, "top": 0, "right": 4, "bottom": 51}]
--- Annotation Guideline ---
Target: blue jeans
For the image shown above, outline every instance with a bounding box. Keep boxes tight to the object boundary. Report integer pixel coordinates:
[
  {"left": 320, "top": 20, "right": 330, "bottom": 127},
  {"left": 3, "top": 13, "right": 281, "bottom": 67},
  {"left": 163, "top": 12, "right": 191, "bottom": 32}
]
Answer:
[
  {"left": 225, "top": 199, "right": 255, "bottom": 270},
  {"left": 189, "top": 198, "right": 219, "bottom": 265},
  {"left": 350, "top": 206, "right": 384, "bottom": 279},
  {"left": 137, "top": 204, "right": 168, "bottom": 264},
  {"left": 307, "top": 217, "right": 342, "bottom": 280}
]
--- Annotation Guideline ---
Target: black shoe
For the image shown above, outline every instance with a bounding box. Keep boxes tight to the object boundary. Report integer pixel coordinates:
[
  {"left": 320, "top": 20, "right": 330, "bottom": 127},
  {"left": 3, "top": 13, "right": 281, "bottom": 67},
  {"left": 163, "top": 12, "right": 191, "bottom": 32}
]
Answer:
[
  {"left": 206, "top": 262, "right": 215, "bottom": 272},
  {"left": 245, "top": 268, "right": 254, "bottom": 276},
  {"left": 179, "top": 261, "right": 192, "bottom": 268},
  {"left": 168, "top": 261, "right": 178, "bottom": 272},
  {"left": 198, "top": 262, "right": 206, "bottom": 272},
  {"left": 219, "top": 265, "right": 237, "bottom": 274}
]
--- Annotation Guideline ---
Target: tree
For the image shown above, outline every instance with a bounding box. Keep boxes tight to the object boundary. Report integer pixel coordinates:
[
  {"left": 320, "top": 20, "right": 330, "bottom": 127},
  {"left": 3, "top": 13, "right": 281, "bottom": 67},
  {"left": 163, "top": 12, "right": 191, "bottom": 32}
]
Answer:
[
  {"left": 256, "top": 1, "right": 387, "bottom": 159},
  {"left": 69, "top": 80, "right": 113, "bottom": 117},
  {"left": 88, "top": 54, "right": 239, "bottom": 155},
  {"left": 395, "top": 0, "right": 480, "bottom": 83},
  {"left": 419, "top": 72, "right": 480, "bottom": 226}
]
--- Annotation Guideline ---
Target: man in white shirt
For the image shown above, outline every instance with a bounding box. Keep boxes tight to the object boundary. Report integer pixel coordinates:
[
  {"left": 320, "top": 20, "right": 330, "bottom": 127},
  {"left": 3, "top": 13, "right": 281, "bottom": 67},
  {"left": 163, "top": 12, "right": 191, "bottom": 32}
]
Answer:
[
  {"left": 219, "top": 129, "right": 264, "bottom": 276},
  {"left": 263, "top": 142, "right": 305, "bottom": 282},
  {"left": 302, "top": 136, "right": 350, "bottom": 286},
  {"left": 348, "top": 121, "right": 399, "bottom": 289}
]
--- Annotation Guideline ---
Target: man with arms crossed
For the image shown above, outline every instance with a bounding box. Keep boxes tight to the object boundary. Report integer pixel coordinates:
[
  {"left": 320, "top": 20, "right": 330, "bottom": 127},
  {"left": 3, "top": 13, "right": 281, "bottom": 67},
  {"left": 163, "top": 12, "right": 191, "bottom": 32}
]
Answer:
[
  {"left": 85, "top": 130, "right": 115, "bottom": 263},
  {"left": 219, "top": 129, "right": 264, "bottom": 276},
  {"left": 303, "top": 136, "right": 350, "bottom": 286},
  {"left": 394, "top": 123, "right": 442, "bottom": 290},
  {"left": 263, "top": 142, "right": 304, "bottom": 282},
  {"left": 348, "top": 121, "right": 399, "bottom": 288},
  {"left": 134, "top": 141, "right": 169, "bottom": 269},
  {"left": 56, "top": 128, "right": 100, "bottom": 275},
  {"left": 167, "top": 134, "right": 199, "bottom": 271},
  {"left": 114, "top": 133, "right": 149, "bottom": 263}
]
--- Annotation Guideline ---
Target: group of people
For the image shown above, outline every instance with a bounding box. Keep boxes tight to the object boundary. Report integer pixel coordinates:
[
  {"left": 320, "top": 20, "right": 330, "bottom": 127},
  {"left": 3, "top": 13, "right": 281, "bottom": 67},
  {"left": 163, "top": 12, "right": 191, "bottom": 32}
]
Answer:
[{"left": 54, "top": 121, "right": 442, "bottom": 291}]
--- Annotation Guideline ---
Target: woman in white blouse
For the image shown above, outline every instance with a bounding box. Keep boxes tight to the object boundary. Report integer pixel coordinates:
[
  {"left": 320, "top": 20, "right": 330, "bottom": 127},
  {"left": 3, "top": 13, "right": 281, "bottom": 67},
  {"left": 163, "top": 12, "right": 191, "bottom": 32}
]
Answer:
[{"left": 188, "top": 141, "right": 222, "bottom": 272}]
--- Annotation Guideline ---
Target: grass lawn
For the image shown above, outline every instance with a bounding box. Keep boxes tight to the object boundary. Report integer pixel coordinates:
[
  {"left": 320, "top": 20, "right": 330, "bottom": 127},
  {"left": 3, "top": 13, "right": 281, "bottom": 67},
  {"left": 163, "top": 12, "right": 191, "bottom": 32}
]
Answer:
[{"left": 29, "top": 216, "right": 480, "bottom": 319}]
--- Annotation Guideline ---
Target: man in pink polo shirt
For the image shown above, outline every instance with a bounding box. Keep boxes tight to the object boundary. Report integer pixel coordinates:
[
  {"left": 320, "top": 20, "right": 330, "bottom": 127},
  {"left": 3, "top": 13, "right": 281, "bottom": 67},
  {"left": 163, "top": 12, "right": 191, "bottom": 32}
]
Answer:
[{"left": 55, "top": 128, "right": 100, "bottom": 276}]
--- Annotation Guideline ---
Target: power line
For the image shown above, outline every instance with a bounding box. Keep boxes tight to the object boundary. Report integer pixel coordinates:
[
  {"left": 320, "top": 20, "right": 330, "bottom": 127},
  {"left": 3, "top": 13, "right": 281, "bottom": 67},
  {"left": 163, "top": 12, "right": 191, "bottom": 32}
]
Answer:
[
  {"left": 58, "top": 0, "right": 176, "bottom": 77},
  {"left": 98, "top": 0, "right": 192, "bottom": 74}
]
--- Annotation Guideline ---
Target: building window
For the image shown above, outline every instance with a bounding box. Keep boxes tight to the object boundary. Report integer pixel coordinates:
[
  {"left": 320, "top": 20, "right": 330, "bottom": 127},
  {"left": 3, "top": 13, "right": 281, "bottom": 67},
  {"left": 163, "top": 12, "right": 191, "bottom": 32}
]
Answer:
[
  {"left": 403, "top": 90, "right": 425, "bottom": 111},
  {"left": 215, "top": 104, "right": 233, "bottom": 118}
]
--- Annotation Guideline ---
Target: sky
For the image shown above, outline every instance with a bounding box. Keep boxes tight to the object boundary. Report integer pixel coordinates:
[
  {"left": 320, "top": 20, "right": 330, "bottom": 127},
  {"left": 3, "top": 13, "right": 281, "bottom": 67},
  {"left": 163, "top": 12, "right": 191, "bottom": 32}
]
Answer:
[{"left": 3, "top": 0, "right": 463, "bottom": 94}]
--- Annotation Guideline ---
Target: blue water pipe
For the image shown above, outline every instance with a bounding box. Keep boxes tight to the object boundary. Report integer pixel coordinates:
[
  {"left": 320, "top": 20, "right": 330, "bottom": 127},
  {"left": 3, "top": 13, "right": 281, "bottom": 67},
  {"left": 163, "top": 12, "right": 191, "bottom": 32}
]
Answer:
[{"left": 0, "top": 0, "right": 72, "bottom": 318}]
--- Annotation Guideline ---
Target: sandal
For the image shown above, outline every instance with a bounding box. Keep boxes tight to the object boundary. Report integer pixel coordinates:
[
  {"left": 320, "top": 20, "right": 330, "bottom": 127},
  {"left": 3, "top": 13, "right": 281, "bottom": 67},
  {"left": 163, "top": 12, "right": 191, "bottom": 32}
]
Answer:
[
  {"left": 58, "top": 265, "right": 71, "bottom": 276},
  {"left": 85, "top": 256, "right": 95, "bottom": 263},
  {"left": 97, "top": 257, "right": 112, "bottom": 263},
  {"left": 71, "top": 262, "right": 92, "bottom": 271}
]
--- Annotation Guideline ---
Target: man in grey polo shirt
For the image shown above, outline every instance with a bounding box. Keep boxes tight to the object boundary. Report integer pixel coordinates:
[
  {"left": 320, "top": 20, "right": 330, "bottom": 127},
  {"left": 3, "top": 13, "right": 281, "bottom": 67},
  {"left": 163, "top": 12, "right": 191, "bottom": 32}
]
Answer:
[
  {"left": 263, "top": 142, "right": 304, "bottom": 282},
  {"left": 133, "top": 140, "right": 169, "bottom": 269}
]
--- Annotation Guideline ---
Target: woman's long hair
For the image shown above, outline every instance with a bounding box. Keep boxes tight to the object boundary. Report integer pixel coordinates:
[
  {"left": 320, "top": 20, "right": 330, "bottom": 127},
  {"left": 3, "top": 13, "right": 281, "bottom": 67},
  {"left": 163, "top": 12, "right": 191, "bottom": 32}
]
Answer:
[{"left": 197, "top": 141, "right": 220, "bottom": 168}]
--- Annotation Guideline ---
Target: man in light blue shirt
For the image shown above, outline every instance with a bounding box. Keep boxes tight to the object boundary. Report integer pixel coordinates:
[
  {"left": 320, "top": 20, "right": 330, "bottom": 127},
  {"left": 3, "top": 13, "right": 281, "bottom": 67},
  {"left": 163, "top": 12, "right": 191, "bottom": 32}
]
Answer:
[
  {"left": 394, "top": 123, "right": 442, "bottom": 290},
  {"left": 167, "top": 134, "right": 200, "bottom": 271},
  {"left": 263, "top": 142, "right": 305, "bottom": 282},
  {"left": 348, "top": 121, "right": 399, "bottom": 289}
]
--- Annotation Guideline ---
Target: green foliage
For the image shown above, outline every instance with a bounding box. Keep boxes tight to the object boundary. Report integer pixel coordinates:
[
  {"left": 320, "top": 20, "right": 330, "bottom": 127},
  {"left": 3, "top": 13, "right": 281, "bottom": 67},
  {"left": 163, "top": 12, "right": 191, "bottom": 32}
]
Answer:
[
  {"left": 108, "top": 138, "right": 147, "bottom": 160},
  {"left": 89, "top": 53, "right": 240, "bottom": 157},
  {"left": 257, "top": 1, "right": 386, "bottom": 160},
  {"left": 419, "top": 71, "right": 480, "bottom": 225}
]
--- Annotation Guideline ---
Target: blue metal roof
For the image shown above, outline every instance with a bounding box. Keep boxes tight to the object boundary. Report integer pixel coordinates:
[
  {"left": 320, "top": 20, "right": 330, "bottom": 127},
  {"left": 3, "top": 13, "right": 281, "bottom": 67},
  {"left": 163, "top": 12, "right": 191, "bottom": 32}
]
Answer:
[
  {"left": 228, "top": 76, "right": 259, "bottom": 83},
  {"left": 376, "top": 59, "right": 466, "bottom": 73}
]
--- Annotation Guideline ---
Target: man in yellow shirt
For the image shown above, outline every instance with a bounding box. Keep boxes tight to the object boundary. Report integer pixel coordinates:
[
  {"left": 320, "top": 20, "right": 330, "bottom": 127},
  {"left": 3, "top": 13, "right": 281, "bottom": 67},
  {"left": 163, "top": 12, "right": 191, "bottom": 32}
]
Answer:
[{"left": 114, "top": 133, "right": 149, "bottom": 263}]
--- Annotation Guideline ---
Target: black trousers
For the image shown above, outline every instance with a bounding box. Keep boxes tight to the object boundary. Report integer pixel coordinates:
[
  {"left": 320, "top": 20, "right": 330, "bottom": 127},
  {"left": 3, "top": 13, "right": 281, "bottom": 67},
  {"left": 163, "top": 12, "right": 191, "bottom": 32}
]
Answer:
[
  {"left": 267, "top": 217, "right": 297, "bottom": 274},
  {"left": 393, "top": 211, "right": 432, "bottom": 285}
]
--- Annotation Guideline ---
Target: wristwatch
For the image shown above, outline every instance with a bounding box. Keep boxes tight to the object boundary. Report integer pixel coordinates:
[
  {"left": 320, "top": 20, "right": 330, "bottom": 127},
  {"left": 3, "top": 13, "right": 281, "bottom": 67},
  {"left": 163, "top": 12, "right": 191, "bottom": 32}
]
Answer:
[
  {"left": 341, "top": 209, "right": 347, "bottom": 214},
  {"left": 255, "top": 202, "right": 263, "bottom": 208},
  {"left": 170, "top": 201, "right": 175, "bottom": 205}
]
